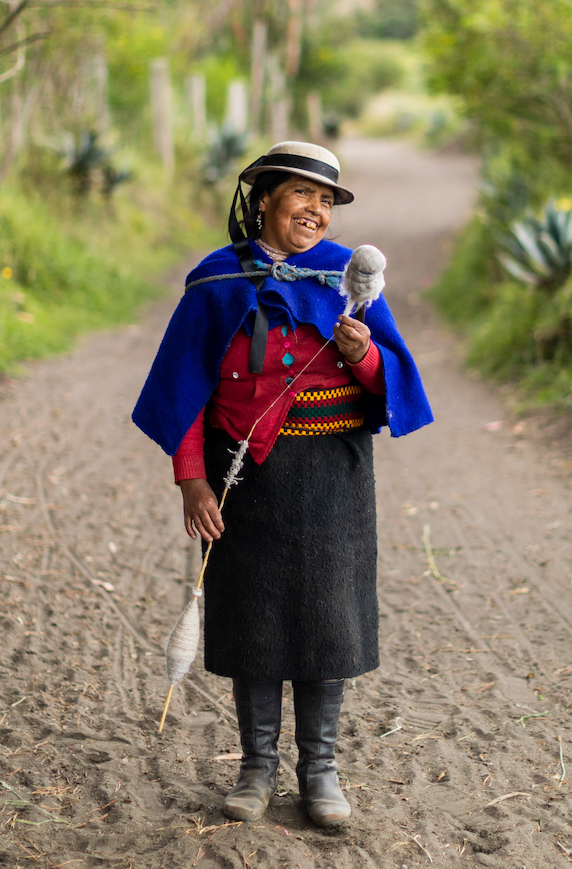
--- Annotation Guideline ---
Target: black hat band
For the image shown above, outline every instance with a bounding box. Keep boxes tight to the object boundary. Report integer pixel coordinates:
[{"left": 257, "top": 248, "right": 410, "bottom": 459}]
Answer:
[{"left": 241, "top": 153, "right": 339, "bottom": 185}]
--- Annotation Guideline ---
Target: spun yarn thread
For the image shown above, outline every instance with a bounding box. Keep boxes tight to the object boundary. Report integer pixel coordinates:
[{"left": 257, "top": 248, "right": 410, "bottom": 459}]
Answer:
[{"left": 165, "top": 592, "right": 201, "bottom": 685}]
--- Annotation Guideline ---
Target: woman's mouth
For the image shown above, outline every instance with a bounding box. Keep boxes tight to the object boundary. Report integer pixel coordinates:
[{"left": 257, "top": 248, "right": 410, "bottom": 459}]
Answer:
[{"left": 294, "top": 218, "right": 318, "bottom": 231}]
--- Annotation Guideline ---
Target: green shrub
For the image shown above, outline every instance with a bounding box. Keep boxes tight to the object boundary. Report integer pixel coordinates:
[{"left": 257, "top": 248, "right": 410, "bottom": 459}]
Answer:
[
  {"left": 358, "top": 90, "right": 463, "bottom": 146},
  {"left": 429, "top": 216, "right": 500, "bottom": 323},
  {"left": 431, "top": 211, "right": 572, "bottom": 409},
  {"left": 0, "top": 182, "right": 220, "bottom": 373},
  {"left": 354, "top": 0, "right": 418, "bottom": 40},
  {"left": 466, "top": 281, "right": 541, "bottom": 378},
  {"left": 296, "top": 39, "right": 405, "bottom": 120}
]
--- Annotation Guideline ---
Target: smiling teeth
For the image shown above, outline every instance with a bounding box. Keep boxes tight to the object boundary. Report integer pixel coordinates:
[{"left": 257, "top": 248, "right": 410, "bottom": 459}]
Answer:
[{"left": 296, "top": 220, "right": 316, "bottom": 229}]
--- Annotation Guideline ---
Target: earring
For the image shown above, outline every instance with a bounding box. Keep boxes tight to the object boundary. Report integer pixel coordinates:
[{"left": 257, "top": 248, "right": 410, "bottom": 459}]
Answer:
[{"left": 256, "top": 211, "right": 263, "bottom": 231}]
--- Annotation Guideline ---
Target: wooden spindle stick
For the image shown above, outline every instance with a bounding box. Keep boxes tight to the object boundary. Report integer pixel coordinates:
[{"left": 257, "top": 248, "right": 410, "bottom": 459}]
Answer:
[{"left": 158, "top": 685, "right": 173, "bottom": 733}]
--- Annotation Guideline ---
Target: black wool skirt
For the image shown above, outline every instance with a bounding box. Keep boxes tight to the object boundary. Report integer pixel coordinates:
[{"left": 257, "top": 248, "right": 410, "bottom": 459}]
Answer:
[{"left": 203, "top": 426, "right": 379, "bottom": 681}]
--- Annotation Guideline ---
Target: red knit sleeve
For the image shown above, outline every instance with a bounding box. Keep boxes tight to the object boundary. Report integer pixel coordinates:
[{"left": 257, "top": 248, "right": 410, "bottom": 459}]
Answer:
[
  {"left": 347, "top": 341, "right": 385, "bottom": 395},
  {"left": 172, "top": 407, "right": 207, "bottom": 482}
]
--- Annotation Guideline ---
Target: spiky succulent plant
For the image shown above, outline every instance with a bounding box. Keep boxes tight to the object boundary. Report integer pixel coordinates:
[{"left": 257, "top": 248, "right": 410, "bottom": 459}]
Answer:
[{"left": 498, "top": 199, "right": 572, "bottom": 292}]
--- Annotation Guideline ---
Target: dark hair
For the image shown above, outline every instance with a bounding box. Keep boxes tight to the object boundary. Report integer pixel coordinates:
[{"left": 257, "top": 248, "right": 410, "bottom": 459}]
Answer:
[{"left": 242, "top": 171, "right": 293, "bottom": 239}]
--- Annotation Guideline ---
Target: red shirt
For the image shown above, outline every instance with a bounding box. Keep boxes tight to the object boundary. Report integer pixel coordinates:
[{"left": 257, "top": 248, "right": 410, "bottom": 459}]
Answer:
[{"left": 173, "top": 323, "right": 384, "bottom": 482}]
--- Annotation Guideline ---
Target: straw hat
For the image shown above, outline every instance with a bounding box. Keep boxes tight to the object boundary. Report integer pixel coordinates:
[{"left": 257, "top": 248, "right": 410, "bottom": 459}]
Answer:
[{"left": 239, "top": 141, "right": 354, "bottom": 205}]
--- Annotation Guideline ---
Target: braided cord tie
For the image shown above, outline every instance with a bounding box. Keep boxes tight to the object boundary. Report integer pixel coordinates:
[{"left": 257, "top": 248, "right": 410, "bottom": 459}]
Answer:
[
  {"left": 185, "top": 261, "right": 343, "bottom": 291},
  {"left": 255, "top": 260, "right": 343, "bottom": 287}
]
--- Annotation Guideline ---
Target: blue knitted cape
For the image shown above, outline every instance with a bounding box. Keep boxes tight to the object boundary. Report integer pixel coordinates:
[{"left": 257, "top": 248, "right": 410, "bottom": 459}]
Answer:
[{"left": 132, "top": 239, "right": 433, "bottom": 456}]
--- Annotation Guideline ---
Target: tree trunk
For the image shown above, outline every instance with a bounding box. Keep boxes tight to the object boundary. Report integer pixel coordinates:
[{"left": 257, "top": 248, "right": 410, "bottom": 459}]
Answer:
[
  {"left": 0, "top": 78, "right": 40, "bottom": 182},
  {"left": 286, "top": 0, "right": 303, "bottom": 79}
]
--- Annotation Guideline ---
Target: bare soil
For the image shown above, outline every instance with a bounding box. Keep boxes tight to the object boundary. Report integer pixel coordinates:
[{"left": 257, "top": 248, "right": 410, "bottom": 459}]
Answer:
[{"left": 2, "top": 138, "right": 572, "bottom": 869}]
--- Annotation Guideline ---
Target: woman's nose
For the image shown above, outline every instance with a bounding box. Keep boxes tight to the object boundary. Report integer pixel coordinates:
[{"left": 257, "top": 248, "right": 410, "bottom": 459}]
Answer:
[{"left": 306, "top": 194, "right": 321, "bottom": 213}]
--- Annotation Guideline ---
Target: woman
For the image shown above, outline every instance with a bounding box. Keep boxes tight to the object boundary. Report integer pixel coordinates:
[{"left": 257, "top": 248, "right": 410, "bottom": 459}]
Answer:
[{"left": 133, "top": 141, "right": 433, "bottom": 827}]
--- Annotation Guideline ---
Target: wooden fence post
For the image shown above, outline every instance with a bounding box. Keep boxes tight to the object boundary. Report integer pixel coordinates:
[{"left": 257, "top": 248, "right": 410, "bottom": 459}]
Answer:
[
  {"left": 268, "top": 55, "right": 289, "bottom": 142},
  {"left": 307, "top": 92, "right": 322, "bottom": 141},
  {"left": 186, "top": 73, "right": 206, "bottom": 140},
  {"left": 92, "top": 52, "right": 110, "bottom": 133},
  {"left": 286, "top": 0, "right": 303, "bottom": 78},
  {"left": 150, "top": 58, "right": 174, "bottom": 177},
  {"left": 250, "top": 19, "right": 267, "bottom": 135},
  {"left": 225, "top": 79, "right": 248, "bottom": 135}
]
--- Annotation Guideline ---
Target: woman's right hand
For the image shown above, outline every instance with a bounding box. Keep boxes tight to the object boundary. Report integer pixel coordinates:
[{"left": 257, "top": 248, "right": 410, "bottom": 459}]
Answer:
[{"left": 179, "top": 478, "right": 225, "bottom": 543}]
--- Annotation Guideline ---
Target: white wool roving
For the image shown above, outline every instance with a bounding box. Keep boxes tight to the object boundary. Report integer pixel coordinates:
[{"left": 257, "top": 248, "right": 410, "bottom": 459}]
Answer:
[
  {"left": 339, "top": 244, "right": 387, "bottom": 317},
  {"left": 165, "top": 594, "right": 201, "bottom": 685}
]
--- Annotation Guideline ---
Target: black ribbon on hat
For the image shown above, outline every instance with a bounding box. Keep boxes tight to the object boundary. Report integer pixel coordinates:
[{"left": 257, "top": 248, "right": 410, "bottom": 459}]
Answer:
[{"left": 247, "top": 153, "right": 339, "bottom": 185}]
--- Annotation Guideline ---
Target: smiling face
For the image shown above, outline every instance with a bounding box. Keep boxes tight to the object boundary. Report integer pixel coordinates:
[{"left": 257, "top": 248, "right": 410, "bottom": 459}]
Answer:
[{"left": 258, "top": 176, "right": 334, "bottom": 254}]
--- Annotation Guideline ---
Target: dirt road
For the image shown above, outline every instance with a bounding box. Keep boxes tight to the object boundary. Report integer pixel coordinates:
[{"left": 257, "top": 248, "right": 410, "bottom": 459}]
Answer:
[{"left": 2, "top": 139, "right": 572, "bottom": 869}]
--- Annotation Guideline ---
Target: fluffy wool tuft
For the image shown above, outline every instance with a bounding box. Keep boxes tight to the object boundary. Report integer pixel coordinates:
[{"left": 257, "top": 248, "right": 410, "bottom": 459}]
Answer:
[{"left": 339, "top": 244, "right": 387, "bottom": 317}]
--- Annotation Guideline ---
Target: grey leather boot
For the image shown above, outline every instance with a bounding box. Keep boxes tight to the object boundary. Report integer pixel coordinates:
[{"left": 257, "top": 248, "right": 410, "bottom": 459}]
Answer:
[
  {"left": 223, "top": 679, "right": 283, "bottom": 822},
  {"left": 293, "top": 679, "right": 351, "bottom": 827}
]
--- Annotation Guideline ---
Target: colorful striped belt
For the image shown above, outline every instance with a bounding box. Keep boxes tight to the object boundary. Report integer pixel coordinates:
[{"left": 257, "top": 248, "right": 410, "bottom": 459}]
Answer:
[{"left": 279, "top": 384, "right": 365, "bottom": 436}]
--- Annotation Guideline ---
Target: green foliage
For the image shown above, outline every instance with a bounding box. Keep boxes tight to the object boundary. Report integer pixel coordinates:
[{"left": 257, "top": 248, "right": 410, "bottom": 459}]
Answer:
[
  {"left": 106, "top": 14, "right": 171, "bottom": 133},
  {"left": 429, "top": 217, "right": 500, "bottom": 323},
  {"left": 0, "top": 178, "right": 221, "bottom": 373},
  {"left": 466, "top": 281, "right": 541, "bottom": 378},
  {"left": 202, "top": 127, "right": 248, "bottom": 184},
  {"left": 422, "top": 0, "right": 572, "bottom": 409},
  {"left": 420, "top": 0, "right": 572, "bottom": 179},
  {"left": 357, "top": 90, "right": 463, "bottom": 145},
  {"left": 58, "top": 131, "right": 134, "bottom": 199},
  {"left": 64, "top": 131, "right": 111, "bottom": 197},
  {"left": 297, "top": 39, "right": 405, "bottom": 119},
  {"left": 466, "top": 276, "right": 572, "bottom": 408},
  {"left": 498, "top": 200, "right": 572, "bottom": 292},
  {"left": 354, "top": 0, "right": 419, "bottom": 40},
  {"left": 102, "top": 165, "right": 134, "bottom": 200},
  {"left": 478, "top": 171, "right": 530, "bottom": 231},
  {"left": 431, "top": 215, "right": 572, "bottom": 408},
  {"left": 0, "top": 1, "right": 238, "bottom": 372},
  {"left": 0, "top": 193, "right": 150, "bottom": 368},
  {"left": 191, "top": 55, "right": 245, "bottom": 124}
]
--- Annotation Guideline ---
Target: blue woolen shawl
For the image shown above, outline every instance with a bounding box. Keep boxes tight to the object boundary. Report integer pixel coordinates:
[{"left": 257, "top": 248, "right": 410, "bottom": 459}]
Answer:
[{"left": 132, "top": 238, "right": 433, "bottom": 456}]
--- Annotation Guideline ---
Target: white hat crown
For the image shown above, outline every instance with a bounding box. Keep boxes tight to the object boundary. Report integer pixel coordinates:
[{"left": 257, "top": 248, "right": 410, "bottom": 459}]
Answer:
[{"left": 240, "top": 140, "right": 353, "bottom": 205}]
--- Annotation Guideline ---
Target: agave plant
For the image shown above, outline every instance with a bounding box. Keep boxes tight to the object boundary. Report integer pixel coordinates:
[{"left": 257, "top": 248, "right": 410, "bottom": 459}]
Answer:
[
  {"left": 101, "top": 164, "right": 134, "bottom": 200},
  {"left": 66, "top": 131, "right": 111, "bottom": 196},
  {"left": 498, "top": 199, "right": 572, "bottom": 292},
  {"left": 202, "top": 125, "right": 248, "bottom": 184}
]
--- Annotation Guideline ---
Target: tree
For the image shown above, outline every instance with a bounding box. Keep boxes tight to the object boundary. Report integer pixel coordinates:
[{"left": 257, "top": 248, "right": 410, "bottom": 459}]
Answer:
[
  {"left": 354, "top": 0, "right": 418, "bottom": 40},
  {"left": 421, "top": 0, "right": 572, "bottom": 178}
]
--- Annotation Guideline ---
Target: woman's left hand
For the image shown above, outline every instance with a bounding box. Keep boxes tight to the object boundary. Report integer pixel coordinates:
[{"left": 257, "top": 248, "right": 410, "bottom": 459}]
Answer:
[{"left": 334, "top": 315, "right": 371, "bottom": 363}]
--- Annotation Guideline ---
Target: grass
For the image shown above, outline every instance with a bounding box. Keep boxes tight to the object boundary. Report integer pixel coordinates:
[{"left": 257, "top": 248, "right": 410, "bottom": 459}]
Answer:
[
  {"left": 429, "top": 217, "right": 572, "bottom": 413},
  {"left": 0, "top": 164, "right": 225, "bottom": 374}
]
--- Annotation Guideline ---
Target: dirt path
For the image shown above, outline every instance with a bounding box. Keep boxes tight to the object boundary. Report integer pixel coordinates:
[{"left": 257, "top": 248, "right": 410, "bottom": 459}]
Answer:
[{"left": 2, "top": 139, "right": 572, "bottom": 869}]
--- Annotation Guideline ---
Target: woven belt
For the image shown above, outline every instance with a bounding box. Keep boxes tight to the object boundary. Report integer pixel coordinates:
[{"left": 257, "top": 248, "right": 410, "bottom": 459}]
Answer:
[{"left": 279, "top": 384, "right": 365, "bottom": 436}]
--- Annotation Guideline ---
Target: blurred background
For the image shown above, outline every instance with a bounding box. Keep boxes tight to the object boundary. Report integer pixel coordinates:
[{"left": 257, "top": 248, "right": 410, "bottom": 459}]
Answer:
[{"left": 1, "top": 0, "right": 571, "bottom": 413}]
